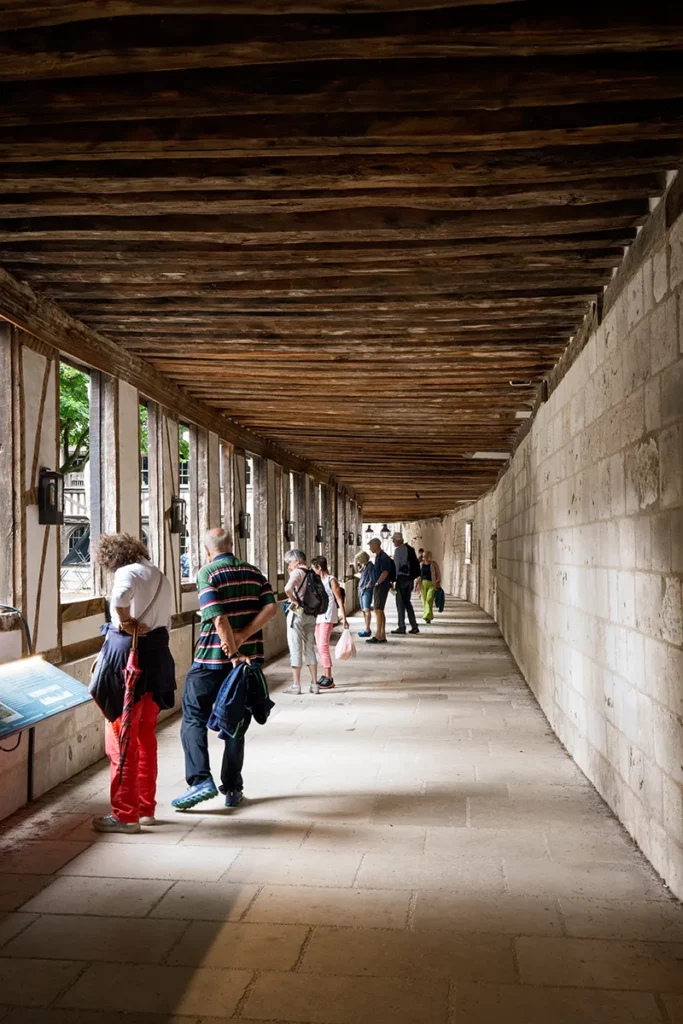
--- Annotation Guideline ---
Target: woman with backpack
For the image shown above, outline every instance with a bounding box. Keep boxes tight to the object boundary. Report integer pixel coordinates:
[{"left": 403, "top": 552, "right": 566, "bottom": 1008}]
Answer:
[
  {"left": 311, "top": 555, "right": 349, "bottom": 691},
  {"left": 284, "top": 548, "right": 321, "bottom": 694}
]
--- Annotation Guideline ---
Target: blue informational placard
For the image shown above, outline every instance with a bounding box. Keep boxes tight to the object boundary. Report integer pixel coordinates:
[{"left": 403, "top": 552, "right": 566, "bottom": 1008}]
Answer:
[{"left": 0, "top": 656, "right": 92, "bottom": 740}]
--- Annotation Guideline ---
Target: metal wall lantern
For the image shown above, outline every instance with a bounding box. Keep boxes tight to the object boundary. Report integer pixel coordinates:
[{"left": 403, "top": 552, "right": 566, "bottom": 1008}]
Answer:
[
  {"left": 38, "top": 467, "right": 64, "bottom": 525},
  {"left": 347, "top": 530, "right": 354, "bottom": 546},
  {"left": 380, "top": 524, "right": 391, "bottom": 539},
  {"left": 169, "top": 495, "right": 187, "bottom": 534},
  {"left": 315, "top": 524, "right": 324, "bottom": 544},
  {"left": 356, "top": 532, "right": 362, "bottom": 546},
  {"left": 285, "top": 520, "right": 296, "bottom": 542},
  {"left": 365, "top": 524, "right": 373, "bottom": 536},
  {"left": 238, "top": 510, "right": 251, "bottom": 540}
]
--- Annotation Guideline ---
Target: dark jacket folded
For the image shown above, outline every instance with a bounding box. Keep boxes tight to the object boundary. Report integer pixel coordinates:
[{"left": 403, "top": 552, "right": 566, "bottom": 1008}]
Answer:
[
  {"left": 89, "top": 623, "right": 176, "bottom": 722},
  {"left": 208, "top": 662, "right": 274, "bottom": 740}
]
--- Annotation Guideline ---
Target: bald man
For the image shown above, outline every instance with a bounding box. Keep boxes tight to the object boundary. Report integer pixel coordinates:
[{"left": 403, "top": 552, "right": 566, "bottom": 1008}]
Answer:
[{"left": 172, "top": 527, "right": 277, "bottom": 811}]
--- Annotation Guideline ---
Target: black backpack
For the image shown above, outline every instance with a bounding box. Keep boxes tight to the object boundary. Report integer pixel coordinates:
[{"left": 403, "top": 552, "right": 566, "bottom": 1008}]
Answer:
[
  {"left": 301, "top": 569, "right": 329, "bottom": 617},
  {"left": 407, "top": 545, "right": 421, "bottom": 580}
]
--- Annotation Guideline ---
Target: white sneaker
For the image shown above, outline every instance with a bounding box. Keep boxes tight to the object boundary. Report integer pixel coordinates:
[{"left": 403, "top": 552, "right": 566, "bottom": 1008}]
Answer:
[
  {"left": 92, "top": 814, "right": 141, "bottom": 834},
  {"left": 140, "top": 816, "right": 157, "bottom": 826}
]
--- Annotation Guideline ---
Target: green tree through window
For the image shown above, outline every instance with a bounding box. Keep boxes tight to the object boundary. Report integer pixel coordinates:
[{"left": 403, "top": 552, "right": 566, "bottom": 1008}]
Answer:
[{"left": 59, "top": 363, "right": 90, "bottom": 475}]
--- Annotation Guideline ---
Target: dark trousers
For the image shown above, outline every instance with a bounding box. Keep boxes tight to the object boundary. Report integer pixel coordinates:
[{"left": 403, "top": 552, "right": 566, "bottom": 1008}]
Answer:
[
  {"left": 181, "top": 665, "right": 245, "bottom": 792},
  {"left": 395, "top": 576, "right": 418, "bottom": 630}
]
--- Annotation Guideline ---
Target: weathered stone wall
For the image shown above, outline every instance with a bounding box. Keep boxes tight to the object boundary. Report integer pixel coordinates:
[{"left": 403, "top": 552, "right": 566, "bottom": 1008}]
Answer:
[{"left": 406, "top": 205, "right": 683, "bottom": 898}]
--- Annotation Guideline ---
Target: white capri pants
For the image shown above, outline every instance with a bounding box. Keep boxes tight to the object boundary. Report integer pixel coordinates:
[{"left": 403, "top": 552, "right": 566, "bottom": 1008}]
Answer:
[{"left": 287, "top": 610, "right": 317, "bottom": 668}]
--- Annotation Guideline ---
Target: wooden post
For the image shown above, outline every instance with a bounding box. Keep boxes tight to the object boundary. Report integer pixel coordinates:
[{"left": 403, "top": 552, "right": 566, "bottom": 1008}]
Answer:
[{"left": 233, "top": 449, "right": 247, "bottom": 561}]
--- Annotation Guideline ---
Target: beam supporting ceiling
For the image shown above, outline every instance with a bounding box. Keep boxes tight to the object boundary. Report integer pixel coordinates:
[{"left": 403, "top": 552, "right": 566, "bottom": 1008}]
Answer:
[{"left": 0, "top": 3, "right": 681, "bottom": 519}]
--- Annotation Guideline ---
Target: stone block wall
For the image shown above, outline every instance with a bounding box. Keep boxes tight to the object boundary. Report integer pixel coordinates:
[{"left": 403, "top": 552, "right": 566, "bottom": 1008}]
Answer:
[{"left": 405, "top": 203, "right": 683, "bottom": 899}]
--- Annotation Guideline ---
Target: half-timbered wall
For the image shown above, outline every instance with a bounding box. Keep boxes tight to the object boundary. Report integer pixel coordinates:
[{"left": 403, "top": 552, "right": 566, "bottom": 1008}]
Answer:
[{"left": 0, "top": 320, "right": 358, "bottom": 822}]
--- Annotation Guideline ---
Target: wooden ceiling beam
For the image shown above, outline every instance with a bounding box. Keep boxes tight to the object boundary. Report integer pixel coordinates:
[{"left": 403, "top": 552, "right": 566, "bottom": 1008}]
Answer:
[
  {"left": 0, "top": 176, "right": 664, "bottom": 218},
  {"left": 0, "top": 201, "right": 649, "bottom": 245},
  {"left": 40, "top": 266, "right": 611, "bottom": 297},
  {"left": 3, "top": 7, "right": 683, "bottom": 81},
  {"left": 5, "top": 56, "right": 683, "bottom": 128},
  {"left": 0, "top": 143, "right": 679, "bottom": 192},
  {"left": 11, "top": 253, "right": 622, "bottom": 284},
  {"left": 3, "top": 104, "right": 681, "bottom": 161},
  {"left": 0, "top": 0, "right": 520, "bottom": 33},
  {"left": 0, "top": 231, "right": 638, "bottom": 262}
]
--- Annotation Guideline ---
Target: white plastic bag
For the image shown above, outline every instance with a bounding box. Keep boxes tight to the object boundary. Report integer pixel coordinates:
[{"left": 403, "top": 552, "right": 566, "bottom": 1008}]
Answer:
[{"left": 335, "top": 627, "right": 356, "bottom": 661}]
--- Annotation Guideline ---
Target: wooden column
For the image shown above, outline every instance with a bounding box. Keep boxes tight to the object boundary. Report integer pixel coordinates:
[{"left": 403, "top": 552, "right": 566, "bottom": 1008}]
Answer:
[
  {"left": 220, "top": 440, "right": 233, "bottom": 535},
  {"left": 232, "top": 449, "right": 247, "bottom": 561},
  {"left": 148, "top": 402, "right": 180, "bottom": 614},
  {"left": 265, "top": 459, "right": 279, "bottom": 586}
]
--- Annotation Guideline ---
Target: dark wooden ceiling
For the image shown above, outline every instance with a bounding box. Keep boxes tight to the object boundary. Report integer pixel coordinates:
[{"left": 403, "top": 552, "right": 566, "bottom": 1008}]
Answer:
[{"left": 1, "top": 2, "right": 682, "bottom": 519}]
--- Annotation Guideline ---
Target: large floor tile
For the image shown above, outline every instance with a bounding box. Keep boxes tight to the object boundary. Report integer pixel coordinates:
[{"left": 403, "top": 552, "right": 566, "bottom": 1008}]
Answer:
[
  {"left": 58, "top": 842, "right": 241, "bottom": 881},
  {"left": 413, "top": 892, "right": 562, "bottom": 936},
  {"left": 168, "top": 921, "right": 309, "bottom": 969},
  {"left": 1, "top": 913, "right": 186, "bottom": 962},
  {"left": 453, "top": 983, "right": 665, "bottom": 1023},
  {"left": 181, "top": 817, "right": 309, "bottom": 848},
  {"left": 3, "top": 1012, "right": 200, "bottom": 1024},
  {"left": 559, "top": 897, "right": 683, "bottom": 941},
  {"left": 516, "top": 936, "right": 683, "bottom": 992},
  {"left": 0, "top": 912, "right": 39, "bottom": 947},
  {"left": 357, "top": 852, "right": 505, "bottom": 892},
  {"left": 21, "top": 875, "right": 172, "bottom": 917},
  {"left": 58, "top": 963, "right": 252, "bottom": 1015},
  {"left": 0, "top": 874, "right": 52, "bottom": 911},
  {"left": 245, "top": 884, "right": 412, "bottom": 928},
  {"left": 150, "top": 880, "right": 259, "bottom": 921},
  {"left": 303, "top": 823, "right": 426, "bottom": 854},
  {"left": 424, "top": 826, "right": 547, "bottom": 859},
  {"left": 243, "top": 970, "right": 449, "bottom": 1024},
  {"left": 224, "top": 849, "right": 363, "bottom": 887},
  {"left": 301, "top": 925, "right": 517, "bottom": 983},
  {"left": 0, "top": 841, "right": 91, "bottom": 875},
  {"left": 504, "top": 857, "right": 667, "bottom": 900},
  {"left": 0, "top": 958, "right": 84, "bottom": 1006}
]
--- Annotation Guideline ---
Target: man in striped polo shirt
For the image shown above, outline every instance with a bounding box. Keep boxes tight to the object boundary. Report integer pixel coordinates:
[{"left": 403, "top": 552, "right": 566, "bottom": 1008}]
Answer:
[{"left": 172, "top": 527, "right": 277, "bottom": 810}]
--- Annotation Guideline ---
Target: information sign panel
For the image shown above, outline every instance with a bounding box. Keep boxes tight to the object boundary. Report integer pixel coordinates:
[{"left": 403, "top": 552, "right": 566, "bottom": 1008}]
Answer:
[{"left": 0, "top": 657, "right": 92, "bottom": 740}]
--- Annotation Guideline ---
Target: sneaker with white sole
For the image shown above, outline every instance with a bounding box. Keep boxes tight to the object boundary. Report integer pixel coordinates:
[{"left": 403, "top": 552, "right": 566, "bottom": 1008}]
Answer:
[
  {"left": 140, "top": 816, "right": 157, "bottom": 826},
  {"left": 171, "top": 779, "right": 219, "bottom": 810},
  {"left": 92, "top": 814, "right": 141, "bottom": 834}
]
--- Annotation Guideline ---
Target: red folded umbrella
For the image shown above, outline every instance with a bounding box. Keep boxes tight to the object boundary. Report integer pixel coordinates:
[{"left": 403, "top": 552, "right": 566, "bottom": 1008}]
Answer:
[{"left": 117, "top": 627, "right": 142, "bottom": 785}]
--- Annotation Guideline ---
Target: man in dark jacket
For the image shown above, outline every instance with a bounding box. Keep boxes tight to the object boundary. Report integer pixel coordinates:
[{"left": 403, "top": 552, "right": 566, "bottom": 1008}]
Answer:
[{"left": 391, "top": 532, "right": 421, "bottom": 635}]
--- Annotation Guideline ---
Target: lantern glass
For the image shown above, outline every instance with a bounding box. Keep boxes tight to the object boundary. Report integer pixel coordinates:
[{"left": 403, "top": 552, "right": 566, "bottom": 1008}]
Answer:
[
  {"left": 170, "top": 495, "right": 187, "bottom": 534},
  {"left": 38, "top": 467, "right": 64, "bottom": 525},
  {"left": 285, "top": 520, "right": 295, "bottom": 542}
]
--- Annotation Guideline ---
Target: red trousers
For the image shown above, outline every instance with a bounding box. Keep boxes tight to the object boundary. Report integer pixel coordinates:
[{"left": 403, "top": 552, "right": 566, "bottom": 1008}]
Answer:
[{"left": 105, "top": 692, "right": 159, "bottom": 823}]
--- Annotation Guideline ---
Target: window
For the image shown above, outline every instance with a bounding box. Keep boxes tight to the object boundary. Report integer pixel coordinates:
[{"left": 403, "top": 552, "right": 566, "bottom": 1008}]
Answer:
[
  {"left": 59, "top": 362, "right": 93, "bottom": 599},
  {"left": 179, "top": 423, "right": 191, "bottom": 579},
  {"left": 465, "top": 520, "right": 473, "bottom": 565}
]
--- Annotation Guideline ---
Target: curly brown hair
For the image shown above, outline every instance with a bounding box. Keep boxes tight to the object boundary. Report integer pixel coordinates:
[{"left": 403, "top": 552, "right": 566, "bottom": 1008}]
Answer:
[{"left": 95, "top": 532, "right": 149, "bottom": 571}]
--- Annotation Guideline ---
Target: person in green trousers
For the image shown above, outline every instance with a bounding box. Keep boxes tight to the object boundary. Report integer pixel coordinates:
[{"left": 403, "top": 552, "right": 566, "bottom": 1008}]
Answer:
[{"left": 417, "top": 551, "right": 441, "bottom": 623}]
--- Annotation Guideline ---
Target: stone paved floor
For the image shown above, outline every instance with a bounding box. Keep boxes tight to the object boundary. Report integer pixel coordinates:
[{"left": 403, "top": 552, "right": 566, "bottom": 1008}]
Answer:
[{"left": 1, "top": 599, "right": 682, "bottom": 1024}]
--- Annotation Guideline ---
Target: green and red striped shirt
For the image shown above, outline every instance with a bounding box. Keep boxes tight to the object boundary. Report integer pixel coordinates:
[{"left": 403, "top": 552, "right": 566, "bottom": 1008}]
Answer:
[{"left": 193, "top": 553, "right": 275, "bottom": 668}]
